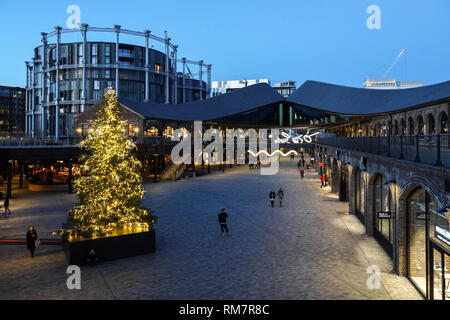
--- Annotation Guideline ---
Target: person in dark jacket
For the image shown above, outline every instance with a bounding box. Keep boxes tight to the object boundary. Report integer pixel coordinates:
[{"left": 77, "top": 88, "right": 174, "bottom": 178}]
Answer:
[
  {"left": 277, "top": 188, "right": 284, "bottom": 207},
  {"left": 3, "top": 196, "right": 11, "bottom": 216},
  {"left": 300, "top": 168, "right": 305, "bottom": 179},
  {"left": 26, "top": 226, "right": 38, "bottom": 257},
  {"left": 218, "top": 208, "right": 230, "bottom": 237},
  {"left": 86, "top": 249, "right": 99, "bottom": 265},
  {"left": 269, "top": 190, "right": 276, "bottom": 207}
]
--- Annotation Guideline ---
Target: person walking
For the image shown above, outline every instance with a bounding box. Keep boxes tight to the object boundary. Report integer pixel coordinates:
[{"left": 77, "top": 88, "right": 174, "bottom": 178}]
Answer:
[
  {"left": 3, "top": 196, "right": 11, "bottom": 217},
  {"left": 269, "top": 190, "right": 276, "bottom": 207},
  {"left": 321, "top": 174, "right": 326, "bottom": 188},
  {"left": 297, "top": 160, "right": 301, "bottom": 170},
  {"left": 300, "top": 168, "right": 305, "bottom": 179},
  {"left": 218, "top": 208, "right": 230, "bottom": 237},
  {"left": 277, "top": 188, "right": 284, "bottom": 207},
  {"left": 26, "top": 226, "right": 38, "bottom": 258}
]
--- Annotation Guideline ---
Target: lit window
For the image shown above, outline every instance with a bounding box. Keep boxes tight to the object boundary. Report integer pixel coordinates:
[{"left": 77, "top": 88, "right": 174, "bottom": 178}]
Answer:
[{"left": 155, "top": 64, "right": 161, "bottom": 74}]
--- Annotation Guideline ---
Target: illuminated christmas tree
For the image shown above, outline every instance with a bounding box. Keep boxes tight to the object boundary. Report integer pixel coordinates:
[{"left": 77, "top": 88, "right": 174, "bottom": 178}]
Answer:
[{"left": 64, "top": 89, "right": 156, "bottom": 240}]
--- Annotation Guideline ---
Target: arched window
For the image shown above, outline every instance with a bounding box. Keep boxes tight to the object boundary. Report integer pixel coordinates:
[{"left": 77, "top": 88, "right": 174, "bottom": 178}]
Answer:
[
  {"left": 406, "top": 187, "right": 439, "bottom": 298},
  {"left": 145, "top": 126, "right": 159, "bottom": 137},
  {"left": 426, "top": 114, "right": 435, "bottom": 134},
  {"left": 440, "top": 112, "right": 448, "bottom": 134},
  {"left": 408, "top": 117, "right": 415, "bottom": 135},
  {"left": 400, "top": 119, "right": 406, "bottom": 135},
  {"left": 354, "top": 168, "right": 365, "bottom": 220},
  {"left": 163, "top": 126, "right": 174, "bottom": 138},
  {"left": 373, "top": 174, "right": 394, "bottom": 252},
  {"left": 417, "top": 115, "right": 424, "bottom": 135}
]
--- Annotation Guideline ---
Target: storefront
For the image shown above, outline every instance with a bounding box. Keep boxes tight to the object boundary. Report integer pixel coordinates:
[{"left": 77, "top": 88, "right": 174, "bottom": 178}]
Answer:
[
  {"left": 373, "top": 174, "right": 395, "bottom": 257},
  {"left": 407, "top": 187, "right": 450, "bottom": 300},
  {"left": 354, "top": 167, "right": 365, "bottom": 223}
]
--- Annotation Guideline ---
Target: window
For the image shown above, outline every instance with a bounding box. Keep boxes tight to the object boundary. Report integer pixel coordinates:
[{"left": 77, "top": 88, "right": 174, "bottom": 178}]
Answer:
[
  {"left": 91, "top": 56, "right": 97, "bottom": 65},
  {"left": 92, "top": 43, "right": 98, "bottom": 56},
  {"left": 407, "top": 188, "right": 439, "bottom": 297},
  {"left": 105, "top": 70, "right": 110, "bottom": 79},
  {"left": 92, "top": 69, "right": 99, "bottom": 78},
  {"left": 119, "top": 60, "right": 131, "bottom": 67},
  {"left": 93, "top": 90, "right": 102, "bottom": 101},
  {"left": 105, "top": 57, "right": 111, "bottom": 64},
  {"left": 94, "top": 80, "right": 100, "bottom": 90},
  {"left": 105, "top": 44, "right": 111, "bottom": 56},
  {"left": 155, "top": 64, "right": 161, "bottom": 74}
]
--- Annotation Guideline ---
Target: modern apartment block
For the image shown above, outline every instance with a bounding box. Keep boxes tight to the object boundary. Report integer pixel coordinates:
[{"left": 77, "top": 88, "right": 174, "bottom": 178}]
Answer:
[
  {"left": 25, "top": 25, "right": 212, "bottom": 139},
  {"left": 211, "top": 79, "right": 270, "bottom": 97},
  {"left": 363, "top": 77, "right": 423, "bottom": 89},
  {"left": 273, "top": 80, "right": 297, "bottom": 98},
  {"left": 0, "top": 85, "right": 25, "bottom": 136}
]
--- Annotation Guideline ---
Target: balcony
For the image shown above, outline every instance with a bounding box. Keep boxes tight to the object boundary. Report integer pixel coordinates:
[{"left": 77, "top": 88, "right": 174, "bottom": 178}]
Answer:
[{"left": 317, "top": 134, "right": 450, "bottom": 168}]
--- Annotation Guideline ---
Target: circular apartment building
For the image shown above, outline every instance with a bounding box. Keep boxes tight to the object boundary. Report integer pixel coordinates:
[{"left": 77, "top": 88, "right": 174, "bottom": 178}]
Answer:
[{"left": 25, "top": 24, "right": 211, "bottom": 139}]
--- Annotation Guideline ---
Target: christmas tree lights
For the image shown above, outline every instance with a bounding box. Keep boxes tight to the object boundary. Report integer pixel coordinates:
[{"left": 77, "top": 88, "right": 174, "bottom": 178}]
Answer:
[{"left": 63, "top": 89, "right": 156, "bottom": 240}]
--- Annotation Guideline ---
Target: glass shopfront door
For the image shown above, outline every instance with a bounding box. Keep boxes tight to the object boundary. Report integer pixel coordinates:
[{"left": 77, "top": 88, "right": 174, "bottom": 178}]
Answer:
[{"left": 430, "top": 243, "right": 450, "bottom": 300}]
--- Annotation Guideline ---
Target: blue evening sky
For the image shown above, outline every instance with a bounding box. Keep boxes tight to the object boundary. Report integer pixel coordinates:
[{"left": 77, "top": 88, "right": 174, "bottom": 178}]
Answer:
[{"left": 0, "top": 0, "right": 449, "bottom": 88}]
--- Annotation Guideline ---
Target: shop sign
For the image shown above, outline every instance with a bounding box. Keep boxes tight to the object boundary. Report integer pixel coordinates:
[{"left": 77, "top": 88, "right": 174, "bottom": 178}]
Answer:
[
  {"left": 378, "top": 211, "right": 391, "bottom": 219},
  {"left": 435, "top": 226, "right": 450, "bottom": 246}
]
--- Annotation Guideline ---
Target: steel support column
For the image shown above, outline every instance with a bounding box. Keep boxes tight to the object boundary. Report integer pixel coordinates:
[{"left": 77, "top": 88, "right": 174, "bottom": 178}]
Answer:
[
  {"left": 114, "top": 25, "right": 121, "bottom": 96},
  {"left": 182, "top": 58, "right": 186, "bottom": 104},
  {"left": 144, "top": 30, "right": 150, "bottom": 102},
  {"left": 41, "top": 33, "right": 48, "bottom": 138},
  {"left": 55, "top": 26, "right": 62, "bottom": 139},
  {"left": 81, "top": 24, "right": 88, "bottom": 112},
  {"left": 199, "top": 60, "right": 203, "bottom": 100},
  {"left": 207, "top": 64, "right": 212, "bottom": 98},
  {"left": 173, "top": 45, "right": 178, "bottom": 104},
  {"left": 164, "top": 31, "right": 170, "bottom": 104}
]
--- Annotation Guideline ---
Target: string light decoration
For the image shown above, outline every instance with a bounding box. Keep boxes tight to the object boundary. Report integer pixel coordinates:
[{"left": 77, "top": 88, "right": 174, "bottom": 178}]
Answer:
[{"left": 62, "top": 89, "right": 156, "bottom": 241}]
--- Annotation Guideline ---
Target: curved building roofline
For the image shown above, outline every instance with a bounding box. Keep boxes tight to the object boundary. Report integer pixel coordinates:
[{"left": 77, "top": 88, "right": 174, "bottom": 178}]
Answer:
[
  {"left": 286, "top": 80, "right": 450, "bottom": 116},
  {"left": 117, "top": 80, "right": 450, "bottom": 122},
  {"left": 119, "top": 83, "right": 284, "bottom": 121}
]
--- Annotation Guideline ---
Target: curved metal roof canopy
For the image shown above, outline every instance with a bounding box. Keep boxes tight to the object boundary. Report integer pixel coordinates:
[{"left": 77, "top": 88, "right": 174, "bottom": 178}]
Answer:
[
  {"left": 286, "top": 80, "right": 450, "bottom": 115},
  {"left": 117, "top": 80, "right": 450, "bottom": 123},
  {"left": 119, "top": 83, "right": 284, "bottom": 121}
]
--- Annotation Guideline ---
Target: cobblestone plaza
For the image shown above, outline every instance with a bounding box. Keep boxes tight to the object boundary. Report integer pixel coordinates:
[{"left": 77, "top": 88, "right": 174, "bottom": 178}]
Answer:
[{"left": 0, "top": 159, "right": 421, "bottom": 300}]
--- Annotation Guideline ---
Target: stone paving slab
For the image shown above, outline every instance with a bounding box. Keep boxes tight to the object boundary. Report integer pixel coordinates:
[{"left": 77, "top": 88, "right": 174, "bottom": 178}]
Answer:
[{"left": 0, "top": 158, "right": 422, "bottom": 300}]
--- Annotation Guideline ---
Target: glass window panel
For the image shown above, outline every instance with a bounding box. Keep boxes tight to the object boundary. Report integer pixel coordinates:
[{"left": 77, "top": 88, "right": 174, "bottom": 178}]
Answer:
[{"left": 408, "top": 188, "right": 427, "bottom": 295}]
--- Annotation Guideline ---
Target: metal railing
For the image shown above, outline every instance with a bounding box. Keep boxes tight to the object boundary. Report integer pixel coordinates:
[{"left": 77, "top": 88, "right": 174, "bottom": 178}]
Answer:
[
  {"left": 0, "top": 136, "right": 178, "bottom": 147},
  {"left": 317, "top": 134, "right": 450, "bottom": 168}
]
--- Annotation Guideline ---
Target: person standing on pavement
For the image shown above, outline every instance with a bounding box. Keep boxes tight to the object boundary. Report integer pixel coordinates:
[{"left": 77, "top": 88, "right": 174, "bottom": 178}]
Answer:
[
  {"left": 300, "top": 168, "right": 305, "bottom": 179},
  {"left": 277, "top": 188, "right": 284, "bottom": 207},
  {"left": 3, "top": 196, "right": 11, "bottom": 216},
  {"left": 321, "top": 174, "right": 326, "bottom": 188},
  {"left": 218, "top": 208, "right": 230, "bottom": 237},
  {"left": 269, "top": 190, "right": 276, "bottom": 207},
  {"left": 26, "top": 226, "right": 38, "bottom": 257},
  {"left": 297, "top": 160, "right": 301, "bottom": 170}
]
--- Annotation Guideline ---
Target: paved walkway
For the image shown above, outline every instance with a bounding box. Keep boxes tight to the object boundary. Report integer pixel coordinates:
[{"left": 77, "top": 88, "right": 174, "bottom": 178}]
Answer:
[{"left": 0, "top": 159, "right": 422, "bottom": 299}]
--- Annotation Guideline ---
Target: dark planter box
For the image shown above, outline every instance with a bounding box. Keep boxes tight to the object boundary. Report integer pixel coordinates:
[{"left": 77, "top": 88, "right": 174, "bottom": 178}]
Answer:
[{"left": 63, "top": 229, "right": 155, "bottom": 265}]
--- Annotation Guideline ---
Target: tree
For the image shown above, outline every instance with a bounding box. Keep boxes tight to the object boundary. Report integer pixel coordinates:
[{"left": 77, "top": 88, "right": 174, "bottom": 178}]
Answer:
[{"left": 64, "top": 89, "right": 156, "bottom": 240}]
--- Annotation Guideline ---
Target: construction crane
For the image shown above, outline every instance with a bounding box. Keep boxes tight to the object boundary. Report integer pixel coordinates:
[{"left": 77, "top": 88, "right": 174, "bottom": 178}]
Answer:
[{"left": 383, "top": 48, "right": 407, "bottom": 78}]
